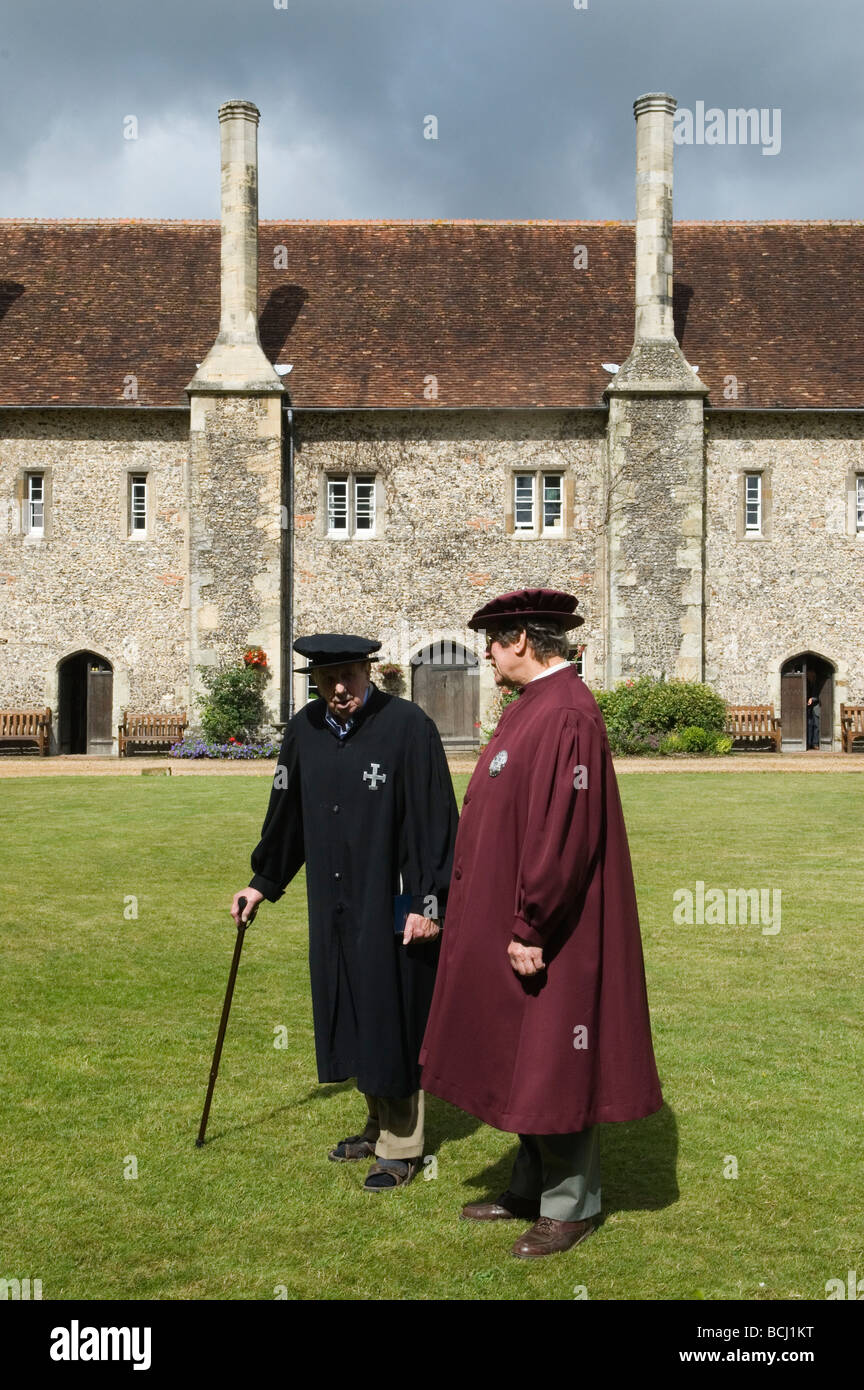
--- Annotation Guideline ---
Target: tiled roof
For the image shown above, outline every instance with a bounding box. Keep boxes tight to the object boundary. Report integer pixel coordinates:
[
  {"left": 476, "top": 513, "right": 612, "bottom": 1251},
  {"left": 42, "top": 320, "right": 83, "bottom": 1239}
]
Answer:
[{"left": 0, "top": 219, "right": 862, "bottom": 409}]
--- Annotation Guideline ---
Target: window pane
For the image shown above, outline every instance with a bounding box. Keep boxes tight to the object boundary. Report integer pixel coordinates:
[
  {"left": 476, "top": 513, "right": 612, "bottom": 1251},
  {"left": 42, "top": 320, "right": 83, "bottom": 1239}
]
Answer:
[
  {"left": 131, "top": 475, "right": 147, "bottom": 531},
  {"left": 514, "top": 474, "right": 535, "bottom": 529},
  {"left": 27, "top": 474, "right": 44, "bottom": 533},
  {"left": 327, "top": 478, "right": 348, "bottom": 534},
  {"left": 543, "top": 473, "right": 563, "bottom": 531},
  {"left": 857, "top": 476, "right": 864, "bottom": 532},
  {"left": 745, "top": 474, "right": 761, "bottom": 532},
  {"left": 354, "top": 478, "right": 375, "bottom": 532}
]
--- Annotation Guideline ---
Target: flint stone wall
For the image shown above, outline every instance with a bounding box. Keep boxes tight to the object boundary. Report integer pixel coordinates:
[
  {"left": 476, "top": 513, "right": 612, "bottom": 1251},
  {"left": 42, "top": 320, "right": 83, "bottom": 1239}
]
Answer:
[
  {"left": 3, "top": 400, "right": 862, "bottom": 752},
  {"left": 291, "top": 410, "right": 607, "bottom": 722},
  {"left": 0, "top": 409, "right": 188, "bottom": 732},
  {"left": 605, "top": 386, "right": 705, "bottom": 685},
  {"left": 187, "top": 393, "right": 283, "bottom": 725},
  {"left": 704, "top": 411, "right": 864, "bottom": 728}
]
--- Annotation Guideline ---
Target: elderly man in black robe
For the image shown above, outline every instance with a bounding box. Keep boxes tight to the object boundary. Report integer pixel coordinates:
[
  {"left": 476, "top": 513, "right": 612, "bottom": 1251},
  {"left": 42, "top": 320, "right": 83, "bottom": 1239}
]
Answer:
[{"left": 231, "top": 634, "right": 458, "bottom": 1191}]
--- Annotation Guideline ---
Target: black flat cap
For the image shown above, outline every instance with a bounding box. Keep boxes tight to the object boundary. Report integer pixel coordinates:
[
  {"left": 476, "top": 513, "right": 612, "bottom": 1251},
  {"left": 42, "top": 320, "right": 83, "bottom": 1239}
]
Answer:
[{"left": 293, "top": 633, "right": 382, "bottom": 674}]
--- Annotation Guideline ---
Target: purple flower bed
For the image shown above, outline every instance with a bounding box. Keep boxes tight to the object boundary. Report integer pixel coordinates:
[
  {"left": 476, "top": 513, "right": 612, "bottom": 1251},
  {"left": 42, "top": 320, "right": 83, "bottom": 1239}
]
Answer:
[{"left": 169, "top": 736, "right": 281, "bottom": 760}]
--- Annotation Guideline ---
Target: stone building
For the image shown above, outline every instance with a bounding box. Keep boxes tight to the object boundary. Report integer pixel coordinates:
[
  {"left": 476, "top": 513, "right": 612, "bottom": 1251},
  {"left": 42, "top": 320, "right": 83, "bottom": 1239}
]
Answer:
[{"left": 1, "top": 93, "right": 862, "bottom": 753}]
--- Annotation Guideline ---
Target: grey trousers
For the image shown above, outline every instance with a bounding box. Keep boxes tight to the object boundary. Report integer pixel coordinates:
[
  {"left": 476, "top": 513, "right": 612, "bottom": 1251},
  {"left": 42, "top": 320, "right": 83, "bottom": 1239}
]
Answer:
[
  {"left": 361, "top": 1091, "right": 425, "bottom": 1161},
  {"left": 507, "top": 1127, "right": 602, "bottom": 1223}
]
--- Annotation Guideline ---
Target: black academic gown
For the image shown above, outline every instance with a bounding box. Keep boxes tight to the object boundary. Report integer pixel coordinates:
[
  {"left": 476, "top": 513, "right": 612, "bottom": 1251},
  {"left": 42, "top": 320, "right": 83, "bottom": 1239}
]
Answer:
[{"left": 248, "top": 684, "right": 459, "bottom": 1098}]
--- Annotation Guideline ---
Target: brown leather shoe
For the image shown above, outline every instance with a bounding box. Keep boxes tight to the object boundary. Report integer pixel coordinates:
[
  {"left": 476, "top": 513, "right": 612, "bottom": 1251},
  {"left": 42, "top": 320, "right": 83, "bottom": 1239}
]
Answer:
[
  {"left": 460, "top": 1190, "right": 541, "bottom": 1222},
  {"left": 511, "top": 1215, "right": 595, "bottom": 1258}
]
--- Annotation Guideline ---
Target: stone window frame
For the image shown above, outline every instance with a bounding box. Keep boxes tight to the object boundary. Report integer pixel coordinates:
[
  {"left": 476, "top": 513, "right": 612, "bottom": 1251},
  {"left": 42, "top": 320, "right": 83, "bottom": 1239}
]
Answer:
[
  {"left": 505, "top": 467, "right": 573, "bottom": 540},
  {"left": 14, "top": 465, "right": 54, "bottom": 541},
  {"left": 848, "top": 468, "right": 864, "bottom": 537},
  {"left": 124, "top": 466, "right": 153, "bottom": 541},
  {"left": 736, "top": 464, "right": 772, "bottom": 542},
  {"left": 320, "top": 470, "right": 384, "bottom": 541}
]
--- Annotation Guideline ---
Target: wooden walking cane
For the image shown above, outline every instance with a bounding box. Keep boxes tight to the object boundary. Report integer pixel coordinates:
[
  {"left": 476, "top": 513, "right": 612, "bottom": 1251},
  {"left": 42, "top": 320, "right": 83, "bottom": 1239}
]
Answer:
[{"left": 196, "top": 895, "right": 249, "bottom": 1147}]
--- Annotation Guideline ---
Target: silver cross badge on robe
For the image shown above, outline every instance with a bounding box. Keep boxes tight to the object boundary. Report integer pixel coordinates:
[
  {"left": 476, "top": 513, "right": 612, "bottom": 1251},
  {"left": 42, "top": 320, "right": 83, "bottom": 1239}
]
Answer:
[{"left": 363, "top": 762, "right": 387, "bottom": 790}]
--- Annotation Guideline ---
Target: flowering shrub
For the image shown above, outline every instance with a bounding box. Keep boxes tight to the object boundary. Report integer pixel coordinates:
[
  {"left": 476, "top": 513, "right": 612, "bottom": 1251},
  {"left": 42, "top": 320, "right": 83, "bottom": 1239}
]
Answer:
[
  {"left": 378, "top": 662, "right": 406, "bottom": 696},
  {"left": 196, "top": 650, "right": 272, "bottom": 743},
  {"left": 609, "top": 720, "right": 662, "bottom": 755},
  {"left": 169, "top": 735, "right": 281, "bottom": 760}
]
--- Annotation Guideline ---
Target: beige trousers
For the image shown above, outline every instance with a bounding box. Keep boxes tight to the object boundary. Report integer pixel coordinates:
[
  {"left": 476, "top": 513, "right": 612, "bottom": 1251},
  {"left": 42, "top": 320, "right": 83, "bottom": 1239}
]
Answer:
[{"left": 361, "top": 1090, "right": 425, "bottom": 1160}]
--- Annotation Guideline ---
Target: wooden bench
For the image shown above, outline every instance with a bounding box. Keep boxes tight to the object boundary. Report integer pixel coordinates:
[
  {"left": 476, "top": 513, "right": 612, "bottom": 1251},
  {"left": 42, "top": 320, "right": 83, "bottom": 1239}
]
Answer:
[
  {"left": 840, "top": 703, "right": 864, "bottom": 753},
  {"left": 0, "top": 708, "right": 52, "bottom": 755},
  {"left": 725, "top": 704, "right": 782, "bottom": 751},
  {"left": 118, "top": 711, "right": 187, "bottom": 757}
]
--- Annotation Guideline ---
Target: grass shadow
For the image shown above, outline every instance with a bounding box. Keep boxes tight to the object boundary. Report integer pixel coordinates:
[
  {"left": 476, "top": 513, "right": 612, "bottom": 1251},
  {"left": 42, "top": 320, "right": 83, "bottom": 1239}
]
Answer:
[
  {"left": 425, "top": 1095, "right": 483, "bottom": 1150},
  {"left": 444, "top": 1103, "right": 679, "bottom": 1215},
  {"left": 194, "top": 1080, "right": 357, "bottom": 1145},
  {"left": 600, "top": 1103, "right": 679, "bottom": 1214}
]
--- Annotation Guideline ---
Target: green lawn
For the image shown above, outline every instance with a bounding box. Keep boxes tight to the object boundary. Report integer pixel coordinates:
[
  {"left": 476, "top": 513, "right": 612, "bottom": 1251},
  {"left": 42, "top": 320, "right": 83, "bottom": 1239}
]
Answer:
[{"left": 1, "top": 771, "right": 861, "bottom": 1301}]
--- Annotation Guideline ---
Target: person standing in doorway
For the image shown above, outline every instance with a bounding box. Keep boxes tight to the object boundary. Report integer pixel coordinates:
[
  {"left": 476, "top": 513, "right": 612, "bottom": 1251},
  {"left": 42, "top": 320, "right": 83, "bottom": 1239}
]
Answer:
[{"left": 806, "top": 670, "right": 821, "bottom": 750}]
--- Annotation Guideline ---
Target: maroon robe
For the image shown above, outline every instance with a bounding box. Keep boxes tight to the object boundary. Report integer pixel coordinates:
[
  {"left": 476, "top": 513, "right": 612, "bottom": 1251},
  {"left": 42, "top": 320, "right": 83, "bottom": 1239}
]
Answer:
[{"left": 420, "top": 664, "right": 663, "bottom": 1134}]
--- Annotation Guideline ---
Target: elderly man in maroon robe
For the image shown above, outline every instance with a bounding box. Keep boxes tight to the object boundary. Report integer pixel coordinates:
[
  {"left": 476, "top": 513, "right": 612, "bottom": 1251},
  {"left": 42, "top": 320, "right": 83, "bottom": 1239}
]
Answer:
[{"left": 420, "top": 588, "right": 663, "bottom": 1258}]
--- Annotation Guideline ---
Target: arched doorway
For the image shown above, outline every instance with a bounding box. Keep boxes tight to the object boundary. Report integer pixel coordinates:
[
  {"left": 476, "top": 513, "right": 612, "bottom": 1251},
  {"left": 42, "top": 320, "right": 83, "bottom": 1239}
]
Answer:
[
  {"left": 58, "top": 652, "right": 114, "bottom": 755},
  {"left": 780, "top": 652, "right": 834, "bottom": 751},
  {"left": 411, "top": 641, "right": 479, "bottom": 748}
]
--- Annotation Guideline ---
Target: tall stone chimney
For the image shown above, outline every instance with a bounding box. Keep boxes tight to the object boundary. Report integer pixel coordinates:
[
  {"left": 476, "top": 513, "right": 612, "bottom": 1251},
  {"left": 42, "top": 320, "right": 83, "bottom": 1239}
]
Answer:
[
  {"left": 185, "top": 100, "right": 285, "bottom": 728},
  {"left": 634, "top": 92, "right": 676, "bottom": 343},
  {"left": 603, "top": 93, "right": 707, "bottom": 685},
  {"left": 187, "top": 99, "right": 283, "bottom": 393}
]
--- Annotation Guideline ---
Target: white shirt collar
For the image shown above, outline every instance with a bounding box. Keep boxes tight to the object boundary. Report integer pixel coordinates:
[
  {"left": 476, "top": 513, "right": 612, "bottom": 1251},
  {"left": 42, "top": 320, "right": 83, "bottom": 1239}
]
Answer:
[{"left": 528, "top": 661, "right": 570, "bottom": 684}]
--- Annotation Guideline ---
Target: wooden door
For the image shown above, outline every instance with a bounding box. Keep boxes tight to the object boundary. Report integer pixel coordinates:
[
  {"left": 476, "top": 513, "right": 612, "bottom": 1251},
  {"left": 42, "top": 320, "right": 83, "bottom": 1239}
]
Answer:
[
  {"left": 412, "top": 663, "right": 478, "bottom": 744},
  {"left": 781, "top": 670, "right": 805, "bottom": 747},
  {"left": 86, "top": 666, "right": 114, "bottom": 755}
]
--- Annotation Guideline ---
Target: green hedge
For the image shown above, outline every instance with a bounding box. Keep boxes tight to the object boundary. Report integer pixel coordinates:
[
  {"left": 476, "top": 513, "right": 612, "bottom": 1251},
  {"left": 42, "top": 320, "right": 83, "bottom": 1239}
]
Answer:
[
  {"left": 593, "top": 677, "right": 730, "bottom": 756},
  {"left": 481, "top": 674, "right": 731, "bottom": 757}
]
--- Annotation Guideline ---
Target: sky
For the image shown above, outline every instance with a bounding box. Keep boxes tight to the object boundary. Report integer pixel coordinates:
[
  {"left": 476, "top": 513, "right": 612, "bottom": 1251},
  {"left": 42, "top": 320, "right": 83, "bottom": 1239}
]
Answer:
[{"left": 0, "top": 0, "right": 862, "bottom": 222}]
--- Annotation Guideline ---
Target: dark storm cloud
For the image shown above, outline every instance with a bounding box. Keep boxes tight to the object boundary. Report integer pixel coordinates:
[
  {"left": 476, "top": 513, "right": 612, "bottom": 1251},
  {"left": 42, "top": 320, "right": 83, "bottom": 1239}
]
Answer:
[{"left": 0, "top": 0, "right": 861, "bottom": 219}]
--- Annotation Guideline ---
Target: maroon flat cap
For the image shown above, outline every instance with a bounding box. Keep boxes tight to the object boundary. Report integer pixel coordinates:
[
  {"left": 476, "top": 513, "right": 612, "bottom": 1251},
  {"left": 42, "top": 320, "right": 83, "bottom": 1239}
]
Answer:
[{"left": 468, "top": 587, "right": 585, "bottom": 631}]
